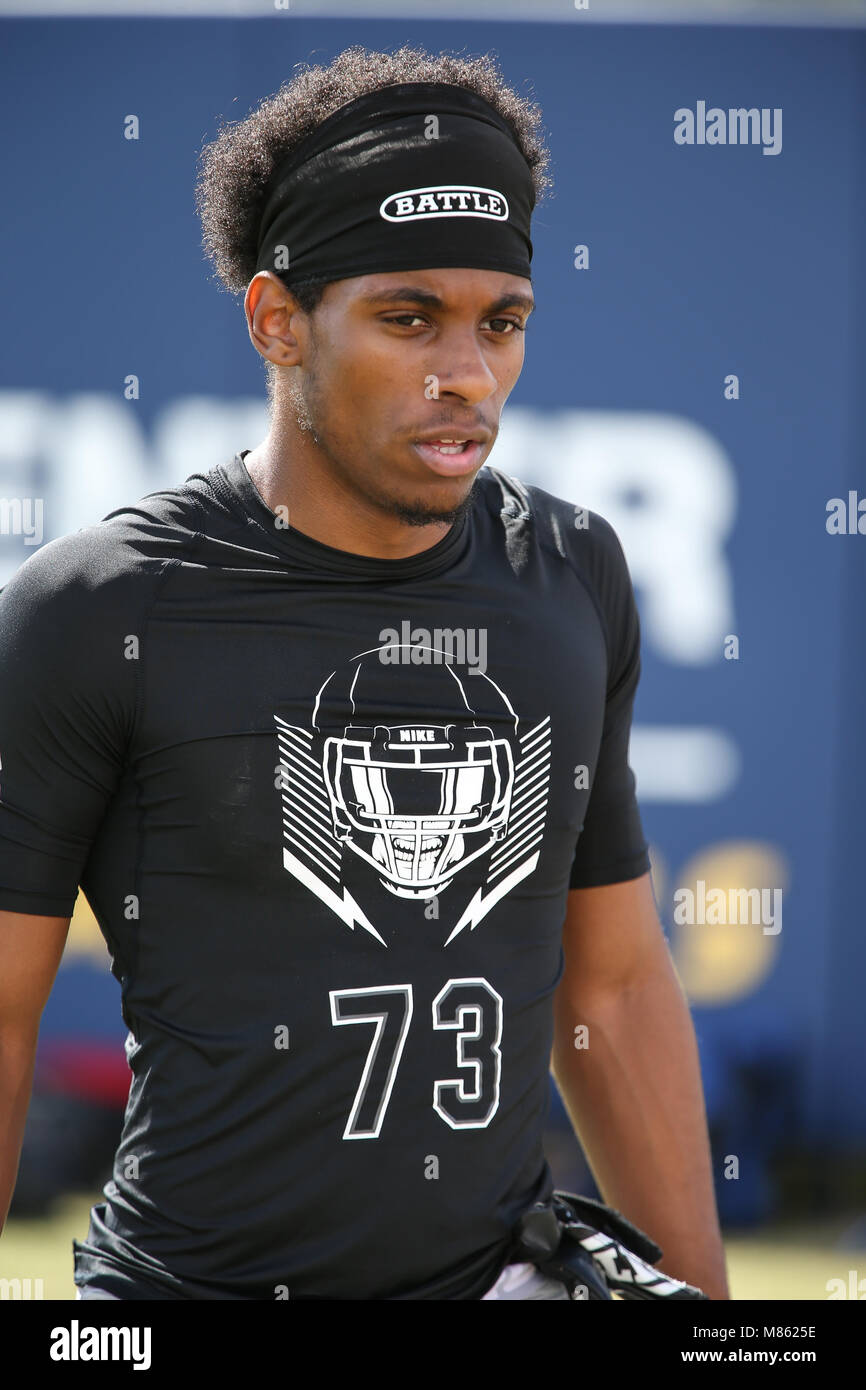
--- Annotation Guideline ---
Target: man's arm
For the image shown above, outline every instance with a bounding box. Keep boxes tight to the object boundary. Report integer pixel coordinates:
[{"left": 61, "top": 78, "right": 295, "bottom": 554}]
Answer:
[
  {"left": 550, "top": 871, "right": 730, "bottom": 1299},
  {"left": 0, "top": 910, "right": 71, "bottom": 1234}
]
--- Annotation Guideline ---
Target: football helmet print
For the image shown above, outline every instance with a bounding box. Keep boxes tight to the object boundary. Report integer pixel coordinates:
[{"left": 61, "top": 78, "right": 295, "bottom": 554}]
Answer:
[{"left": 314, "top": 646, "right": 517, "bottom": 899}]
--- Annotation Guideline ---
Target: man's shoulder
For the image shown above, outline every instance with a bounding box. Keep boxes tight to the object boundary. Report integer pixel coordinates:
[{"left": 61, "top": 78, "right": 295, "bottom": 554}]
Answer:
[
  {"left": 475, "top": 464, "right": 629, "bottom": 580},
  {"left": 0, "top": 471, "right": 214, "bottom": 617}
]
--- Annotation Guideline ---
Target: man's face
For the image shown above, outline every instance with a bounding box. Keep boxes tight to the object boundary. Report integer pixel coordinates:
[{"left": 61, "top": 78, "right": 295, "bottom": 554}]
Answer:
[{"left": 284, "top": 267, "right": 534, "bottom": 526}]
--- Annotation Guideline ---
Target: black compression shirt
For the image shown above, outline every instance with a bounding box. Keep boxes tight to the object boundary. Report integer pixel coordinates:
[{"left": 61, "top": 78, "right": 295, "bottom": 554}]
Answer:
[{"left": 0, "top": 452, "right": 649, "bottom": 1299}]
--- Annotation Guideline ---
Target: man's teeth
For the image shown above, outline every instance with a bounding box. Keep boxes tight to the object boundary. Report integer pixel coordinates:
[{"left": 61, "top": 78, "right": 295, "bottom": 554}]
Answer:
[{"left": 428, "top": 440, "right": 468, "bottom": 454}]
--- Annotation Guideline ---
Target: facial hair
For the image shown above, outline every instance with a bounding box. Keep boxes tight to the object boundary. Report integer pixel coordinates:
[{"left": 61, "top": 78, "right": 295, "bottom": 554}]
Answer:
[{"left": 281, "top": 362, "right": 479, "bottom": 528}]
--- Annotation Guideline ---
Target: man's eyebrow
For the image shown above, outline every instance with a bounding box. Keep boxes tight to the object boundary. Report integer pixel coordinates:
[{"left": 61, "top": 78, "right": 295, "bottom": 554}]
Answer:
[{"left": 358, "top": 286, "right": 535, "bottom": 315}]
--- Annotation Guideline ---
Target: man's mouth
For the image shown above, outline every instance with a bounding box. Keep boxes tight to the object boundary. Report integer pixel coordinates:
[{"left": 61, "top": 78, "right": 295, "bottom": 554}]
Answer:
[
  {"left": 412, "top": 439, "right": 483, "bottom": 476},
  {"left": 425, "top": 440, "right": 470, "bottom": 455}
]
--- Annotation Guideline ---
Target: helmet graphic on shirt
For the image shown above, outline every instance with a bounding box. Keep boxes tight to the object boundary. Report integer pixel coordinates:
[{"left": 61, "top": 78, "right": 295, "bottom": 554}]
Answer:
[{"left": 311, "top": 644, "right": 516, "bottom": 899}]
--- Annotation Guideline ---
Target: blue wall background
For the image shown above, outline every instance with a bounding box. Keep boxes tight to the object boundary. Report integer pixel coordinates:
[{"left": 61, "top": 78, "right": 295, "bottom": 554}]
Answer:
[{"left": 1, "top": 19, "right": 863, "bottom": 1180}]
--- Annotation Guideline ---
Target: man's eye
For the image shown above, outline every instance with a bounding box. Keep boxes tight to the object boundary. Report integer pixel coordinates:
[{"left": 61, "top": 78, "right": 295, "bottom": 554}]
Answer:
[
  {"left": 485, "top": 318, "right": 526, "bottom": 335},
  {"left": 383, "top": 316, "right": 526, "bottom": 333}
]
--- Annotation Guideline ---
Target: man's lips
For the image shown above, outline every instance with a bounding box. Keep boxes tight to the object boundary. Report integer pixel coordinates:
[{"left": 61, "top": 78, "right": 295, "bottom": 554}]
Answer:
[{"left": 411, "top": 438, "right": 484, "bottom": 476}]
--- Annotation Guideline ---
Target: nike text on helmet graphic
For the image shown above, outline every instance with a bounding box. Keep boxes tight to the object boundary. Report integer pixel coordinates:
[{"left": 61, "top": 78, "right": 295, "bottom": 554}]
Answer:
[{"left": 380, "top": 185, "right": 509, "bottom": 222}]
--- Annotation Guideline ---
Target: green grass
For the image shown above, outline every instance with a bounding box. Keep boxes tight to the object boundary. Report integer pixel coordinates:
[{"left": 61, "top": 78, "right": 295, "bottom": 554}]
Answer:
[{"left": 0, "top": 1193, "right": 94, "bottom": 1300}]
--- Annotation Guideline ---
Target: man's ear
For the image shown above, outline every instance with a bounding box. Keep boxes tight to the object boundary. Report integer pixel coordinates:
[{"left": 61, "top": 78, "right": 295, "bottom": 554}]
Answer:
[{"left": 245, "top": 272, "right": 305, "bottom": 369}]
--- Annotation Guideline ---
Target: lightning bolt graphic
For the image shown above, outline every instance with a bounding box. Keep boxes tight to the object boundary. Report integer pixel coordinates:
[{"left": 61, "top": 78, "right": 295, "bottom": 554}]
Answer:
[
  {"left": 282, "top": 849, "right": 386, "bottom": 946},
  {"left": 443, "top": 850, "right": 540, "bottom": 946}
]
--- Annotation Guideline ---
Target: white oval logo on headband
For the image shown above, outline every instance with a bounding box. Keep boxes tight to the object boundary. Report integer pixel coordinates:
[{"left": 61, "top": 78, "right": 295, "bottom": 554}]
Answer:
[{"left": 380, "top": 184, "right": 509, "bottom": 222}]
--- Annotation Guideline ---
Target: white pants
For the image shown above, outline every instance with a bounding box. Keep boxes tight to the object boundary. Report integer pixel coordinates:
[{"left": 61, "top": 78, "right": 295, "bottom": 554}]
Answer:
[{"left": 481, "top": 1261, "right": 571, "bottom": 1300}]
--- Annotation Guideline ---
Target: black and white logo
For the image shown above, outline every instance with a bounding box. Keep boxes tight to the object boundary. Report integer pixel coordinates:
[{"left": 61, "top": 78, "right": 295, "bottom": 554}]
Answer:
[
  {"left": 274, "top": 644, "right": 549, "bottom": 947},
  {"left": 380, "top": 185, "right": 509, "bottom": 223}
]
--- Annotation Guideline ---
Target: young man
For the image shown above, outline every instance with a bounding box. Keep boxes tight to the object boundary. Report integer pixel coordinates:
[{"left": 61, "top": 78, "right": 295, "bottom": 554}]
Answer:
[{"left": 0, "top": 46, "right": 729, "bottom": 1300}]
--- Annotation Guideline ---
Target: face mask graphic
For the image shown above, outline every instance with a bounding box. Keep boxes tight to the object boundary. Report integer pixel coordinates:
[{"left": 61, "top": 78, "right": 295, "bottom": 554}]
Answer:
[{"left": 323, "top": 720, "right": 514, "bottom": 899}]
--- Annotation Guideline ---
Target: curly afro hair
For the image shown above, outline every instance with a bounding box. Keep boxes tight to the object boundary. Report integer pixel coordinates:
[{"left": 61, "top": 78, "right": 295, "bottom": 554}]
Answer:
[{"left": 194, "top": 43, "right": 553, "bottom": 404}]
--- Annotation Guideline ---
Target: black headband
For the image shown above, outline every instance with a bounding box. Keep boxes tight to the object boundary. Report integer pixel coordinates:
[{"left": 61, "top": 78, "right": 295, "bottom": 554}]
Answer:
[{"left": 255, "top": 82, "right": 535, "bottom": 287}]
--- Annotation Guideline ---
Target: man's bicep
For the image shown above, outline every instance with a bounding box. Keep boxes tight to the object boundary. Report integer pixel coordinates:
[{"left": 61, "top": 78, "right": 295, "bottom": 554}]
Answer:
[
  {"left": 558, "top": 873, "right": 671, "bottom": 1003},
  {"left": 569, "top": 511, "right": 650, "bottom": 889},
  {"left": 568, "top": 657, "right": 649, "bottom": 890},
  {"left": 568, "top": 514, "right": 649, "bottom": 892},
  {"left": 0, "top": 910, "right": 71, "bottom": 1035},
  {"left": 0, "top": 539, "right": 134, "bottom": 916}
]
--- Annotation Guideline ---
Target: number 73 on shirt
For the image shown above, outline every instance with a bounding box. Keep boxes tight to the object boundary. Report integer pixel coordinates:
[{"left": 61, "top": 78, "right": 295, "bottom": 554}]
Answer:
[{"left": 329, "top": 976, "right": 502, "bottom": 1138}]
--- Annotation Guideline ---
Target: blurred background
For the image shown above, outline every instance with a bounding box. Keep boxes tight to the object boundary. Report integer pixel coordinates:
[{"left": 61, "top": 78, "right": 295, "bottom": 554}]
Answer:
[{"left": 0, "top": 0, "right": 864, "bottom": 1300}]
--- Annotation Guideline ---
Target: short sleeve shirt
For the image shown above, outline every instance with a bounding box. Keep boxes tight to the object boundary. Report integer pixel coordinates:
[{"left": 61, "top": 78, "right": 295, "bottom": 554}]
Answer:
[{"left": 0, "top": 454, "right": 649, "bottom": 1299}]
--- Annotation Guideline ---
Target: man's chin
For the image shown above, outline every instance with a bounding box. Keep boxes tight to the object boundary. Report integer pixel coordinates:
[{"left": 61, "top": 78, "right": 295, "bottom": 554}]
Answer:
[{"left": 385, "top": 478, "right": 479, "bottom": 529}]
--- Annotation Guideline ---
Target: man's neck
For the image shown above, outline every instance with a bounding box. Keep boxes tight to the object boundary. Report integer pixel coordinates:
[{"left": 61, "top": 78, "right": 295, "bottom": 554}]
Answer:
[{"left": 243, "top": 431, "right": 458, "bottom": 560}]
